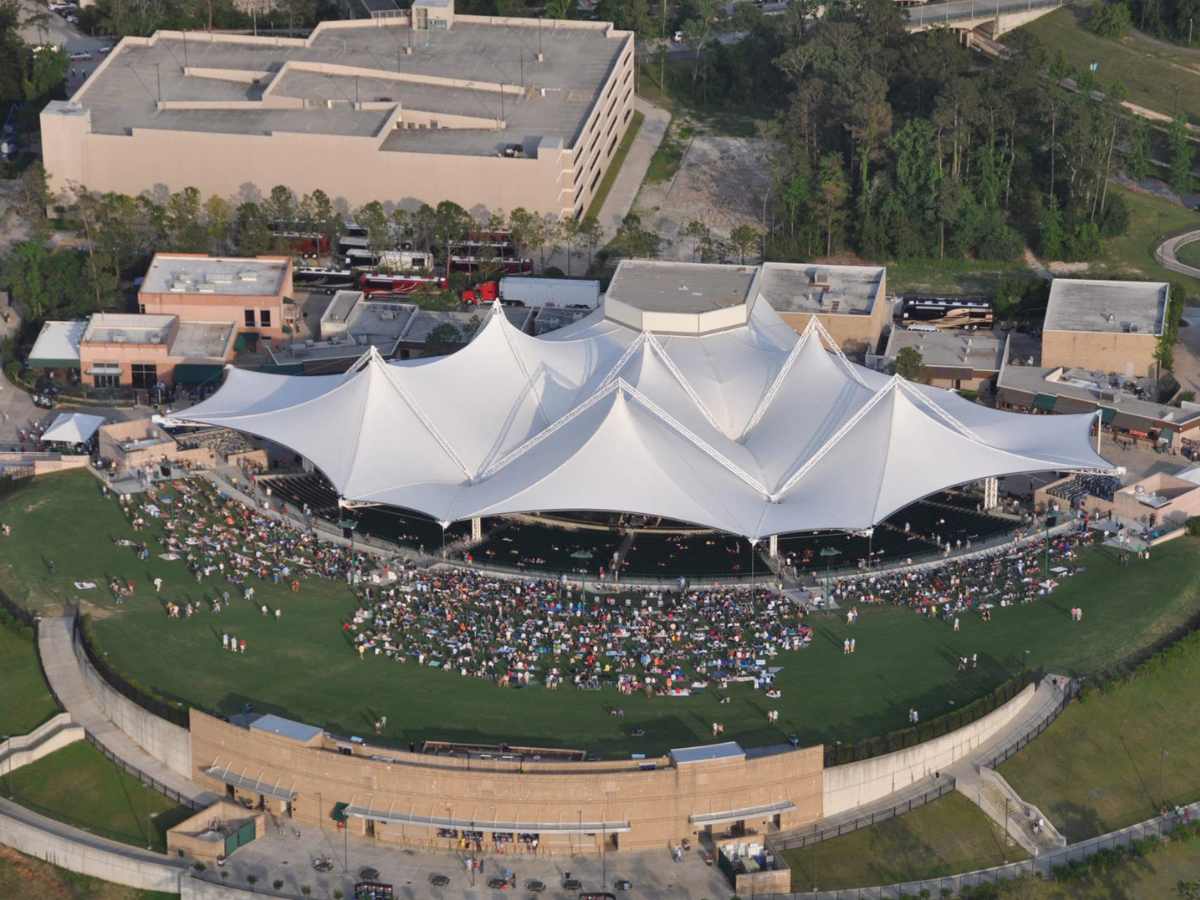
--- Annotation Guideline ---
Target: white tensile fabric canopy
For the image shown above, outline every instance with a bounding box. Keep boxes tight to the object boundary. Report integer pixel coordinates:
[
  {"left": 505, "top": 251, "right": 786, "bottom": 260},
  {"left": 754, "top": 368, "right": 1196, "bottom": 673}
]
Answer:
[
  {"left": 41, "top": 412, "right": 106, "bottom": 445},
  {"left": 180, "top": 301, "right": 1110, "bottom": 539}
]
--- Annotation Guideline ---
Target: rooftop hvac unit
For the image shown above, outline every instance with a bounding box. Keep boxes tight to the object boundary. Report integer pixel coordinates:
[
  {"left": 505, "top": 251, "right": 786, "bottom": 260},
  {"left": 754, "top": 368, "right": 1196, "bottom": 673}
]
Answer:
[
  {"left": 810, "top": 269, "right": 831, "bottom": 289},
  {"left": 237, "top": 271, "right": 259, "bottom": 282}
]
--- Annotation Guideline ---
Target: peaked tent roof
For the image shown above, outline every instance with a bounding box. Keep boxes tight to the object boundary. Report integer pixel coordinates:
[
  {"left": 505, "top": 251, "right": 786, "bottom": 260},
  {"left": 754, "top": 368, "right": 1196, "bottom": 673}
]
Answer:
[
  {"left": 41, "top": 412, "right": 106, "bottom": 445},
  {"left": 181, "top": 301, "right": 1112, "bottom": 538}
]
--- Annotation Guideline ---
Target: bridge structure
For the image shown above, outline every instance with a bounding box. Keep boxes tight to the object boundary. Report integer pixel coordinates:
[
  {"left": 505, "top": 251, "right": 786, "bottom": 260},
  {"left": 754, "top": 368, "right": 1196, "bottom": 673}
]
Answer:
[{"left": 905, "top": 0, "right": 1064, "bottom": 38}]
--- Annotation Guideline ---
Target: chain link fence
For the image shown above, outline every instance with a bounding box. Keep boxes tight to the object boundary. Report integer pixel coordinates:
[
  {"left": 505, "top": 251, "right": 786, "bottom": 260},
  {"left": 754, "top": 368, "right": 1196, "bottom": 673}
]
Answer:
[{"left": 770, "top": 778, "right": 958, "bottom": 853}]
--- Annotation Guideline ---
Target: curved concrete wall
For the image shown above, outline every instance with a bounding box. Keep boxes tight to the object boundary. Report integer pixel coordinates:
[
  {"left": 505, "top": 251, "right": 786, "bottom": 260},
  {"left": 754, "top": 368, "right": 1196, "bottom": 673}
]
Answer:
[
  {"left": 71, "top": 629, "right": 193, "bottom": 778},
  {"left": 0, "top": 714, "right": 83, "bottom": 774},
  {"left": 0, "top": 798, "right": 184, "bottom": 894},
  {"left": 823, "top": 683, "right": 1036, "bottom": 817}
]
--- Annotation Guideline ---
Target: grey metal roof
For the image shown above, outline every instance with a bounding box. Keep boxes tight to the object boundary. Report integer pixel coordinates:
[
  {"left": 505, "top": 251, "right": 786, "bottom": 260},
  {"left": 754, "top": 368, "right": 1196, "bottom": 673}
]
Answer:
[
  {"left": 690, "top": 799, "right": 794, "bottom": 825},
  {"left": 28, "top": 320, "right": 86, "bottom": 366},
  {"left": 1044, "top": 279, "right": 1167, "bottom": 336},
  {"left": 203, "top": 764, "right": 298, "bottom": 800},
  {"left": 248, "top": 713, "right": 324, "bottom": 743},
  {"left": 343, "top": 806, "right": 630, "bottom": 833},
  {"left": 670, "top": 741, "right": 745, "bottom": 765},
  {"left": 998, "top": 363, "right": 1200, "bottom": 429}
]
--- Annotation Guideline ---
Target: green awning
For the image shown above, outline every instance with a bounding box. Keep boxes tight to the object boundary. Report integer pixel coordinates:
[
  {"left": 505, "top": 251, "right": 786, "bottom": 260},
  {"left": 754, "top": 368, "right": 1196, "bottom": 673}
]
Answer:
[
  {"left": 27, "top": 358, "right": 81, "bottom": 370},
  {"left": 1100, "top": 407, "right": 1117, "bottom": 424},
  {"left": 1159, "top": 427, "right": 1176, "bottom": 440},
  {"left": 1033, "top": 393, "right": 1057, "bottom": 412},
  {"left": 173, "top": 364, "right": 224, "bottom": 386},
  {"left": 331, "top": 802, "right": 349, "bottom": 823},
  {"left": 234, "top": 332, "right": 260, "bottom": 352}
]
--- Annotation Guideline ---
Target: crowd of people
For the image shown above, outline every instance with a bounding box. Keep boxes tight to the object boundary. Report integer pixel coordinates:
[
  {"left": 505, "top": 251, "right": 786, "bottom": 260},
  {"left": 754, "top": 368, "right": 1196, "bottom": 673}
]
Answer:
[
  {"left": 345, "top": 568, "right": 814, "bottom": 694},
  {"left": 112, "top": 477, "right": 374, "bottom": 605},
  {"left": 826, "top": 526, "right": 1095, "bottom": 623},
  {"left": 103, "top": 474, "right": 1101, "bottom": 695}
]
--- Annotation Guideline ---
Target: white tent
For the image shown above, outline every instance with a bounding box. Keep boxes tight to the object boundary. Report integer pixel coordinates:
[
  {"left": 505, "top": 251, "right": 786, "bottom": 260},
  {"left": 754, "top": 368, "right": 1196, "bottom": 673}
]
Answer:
[
  {"left": 180, "top": 299, "right": 1111, "bottom": 539},
  {"left": 41, "top": 412, "right": 106, "bottom": 445}
]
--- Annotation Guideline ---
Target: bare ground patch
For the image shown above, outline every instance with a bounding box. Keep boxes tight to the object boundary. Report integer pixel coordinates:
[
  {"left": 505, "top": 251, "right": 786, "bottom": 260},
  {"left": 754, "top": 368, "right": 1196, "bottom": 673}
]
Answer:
[{"left": 636, "top": 126, "right": 773, "bottom": 261}]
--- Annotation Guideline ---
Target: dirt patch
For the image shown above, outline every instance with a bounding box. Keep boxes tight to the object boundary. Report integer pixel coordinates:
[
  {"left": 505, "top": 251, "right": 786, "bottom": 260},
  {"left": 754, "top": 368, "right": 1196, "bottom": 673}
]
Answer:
[
  {"left": 1047, "top": 261, "right": 1091, "bottom": 274},
  {"left": 635, "top": 124, "right": 773, "bottom": 261},
  {"left": 0, "top": 846, "right": 74, "bottom": 900}
]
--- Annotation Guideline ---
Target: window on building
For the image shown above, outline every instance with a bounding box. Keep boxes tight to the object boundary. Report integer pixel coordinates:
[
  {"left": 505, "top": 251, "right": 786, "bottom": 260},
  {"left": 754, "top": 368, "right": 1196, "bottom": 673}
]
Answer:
[
  {"left": 244, "top": 309, "right": 256, "bottom": 327},
  {"left": 93, "top": 373, "right": 119, "bottom": 389},
  {"left": 137, "top": 303, "right": 146, "bottom": 314},
  {"left": 131, "top": 363, "right": 157, "bottom": 390},
  {"left": 259, "top": 309, "right": 272, "bottom": 328}
]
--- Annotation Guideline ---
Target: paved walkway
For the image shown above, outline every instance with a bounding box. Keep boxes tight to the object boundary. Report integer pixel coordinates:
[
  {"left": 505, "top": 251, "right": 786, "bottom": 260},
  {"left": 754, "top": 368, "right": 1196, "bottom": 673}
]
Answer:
[
  {"left": 1155, "top": 229, "right": 1200, "bottom": 281},
  {"left": 37, "top": 615, "right": 217, "bottom": 807}
]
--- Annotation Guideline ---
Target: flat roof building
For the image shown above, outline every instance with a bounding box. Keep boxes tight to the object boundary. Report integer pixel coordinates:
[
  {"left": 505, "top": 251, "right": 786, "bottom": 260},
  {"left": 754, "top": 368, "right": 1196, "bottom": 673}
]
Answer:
[
  {"left": 1042, "top": 279, "right": 1168, "bottom": 378},
  {"left": 882, "top": 328, "right": 1004, "bottom": 390},
  {"left": 601, "top": 260, "right": 888, "bottom": 353},
  {"left": 78, "top": 313, "right": 237, "bottom": 389},
  {"left": 139, "top": 254, "right": 295, "bottom": 344},
  {"left": 41, "top": 0, "right": 636, "bottom": 220}
]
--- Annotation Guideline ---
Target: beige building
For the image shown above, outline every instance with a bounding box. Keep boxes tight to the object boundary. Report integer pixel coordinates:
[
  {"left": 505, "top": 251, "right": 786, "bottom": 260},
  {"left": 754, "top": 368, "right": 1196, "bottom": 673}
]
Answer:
[
  {"left": 138, "top": 253, "right": 295, "bottom": 344},
  {"left": 882, "top": 328, "right": 1004, "bottom": 390},
  {"left": 77, "top": 313, "right": 236, "bottom": 389},
  {"left": 1041, "top": 279, "right": 1168, "bottom": 378},
  {"left": 761, "top": 263, "right": 889, "bottom": 356},
  {"left": 97, "top": 418, "right": 267, "bottom": 473},
  {"left": 191, "top": 710, "right": 823, "bottom": 856},
  {"left": 602, "top": 260, "right": 888, "bottom": 355},
  {"left": 40, "top": 1, "right": 635, "bottom": 220}
]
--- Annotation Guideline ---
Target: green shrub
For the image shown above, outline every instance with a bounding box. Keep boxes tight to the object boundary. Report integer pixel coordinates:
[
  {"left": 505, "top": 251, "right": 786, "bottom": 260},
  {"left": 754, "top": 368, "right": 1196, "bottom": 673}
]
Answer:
[{"left": 1090, "top": 1, "right": 1132, "bottom": 37}]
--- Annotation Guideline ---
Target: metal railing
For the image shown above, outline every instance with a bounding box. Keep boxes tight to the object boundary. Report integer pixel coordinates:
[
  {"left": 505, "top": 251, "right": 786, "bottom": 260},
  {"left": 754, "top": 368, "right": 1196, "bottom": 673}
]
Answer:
[
  {"left": 770, "top": 778, "right": 958, "bottom": 852},
  {"left": 771, "top": 801, "right": 1200, "bottom": 899},
  {"left": 908, "top": 0, "right": 1063, "bottom": 28}
]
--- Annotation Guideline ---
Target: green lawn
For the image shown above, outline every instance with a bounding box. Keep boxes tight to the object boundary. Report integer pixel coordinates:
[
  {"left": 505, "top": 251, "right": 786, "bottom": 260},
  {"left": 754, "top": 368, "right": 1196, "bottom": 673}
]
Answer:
[
  {"left": 782, "top": 792, "right": 1021, "bottom": 891},
  {"left": 584, "top": 110, "right": 644, "bottom": 222},
  {"left": 6, "top": 472, "right": 1200, "bottom": 760},
  {"left": 1001, "top": 629, "right": 1200, "bottom": 842},
  {"left": 0, "top": 742, "right": 192, "bottom": 851},
  {"left": 0, "top": 615, "right": 59, "bottom": 738},
  {"left": 1018, "top": 6, "right": 1200, "bottom": 125},
  {"left": 644, "top": 119, "right": 690, "bottom": 185},
  {"left": 0, "top": 845, "right": 177, "bottom": 900},
  {"left": 885, "top": 258, "right": 1031, "bottom": 297},
  {"left": 1092, "top": 184, "right": 1200, "bottom": 288}
]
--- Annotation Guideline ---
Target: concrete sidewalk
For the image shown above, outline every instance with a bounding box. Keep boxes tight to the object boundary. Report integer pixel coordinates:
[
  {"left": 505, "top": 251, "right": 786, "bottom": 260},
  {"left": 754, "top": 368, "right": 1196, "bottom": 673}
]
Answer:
[
  {"left": 595, "top": 97, "right": 670, "bottom": 234},
  {"left": 37, "top": 615, "right": 217, "bottom": 808}
]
